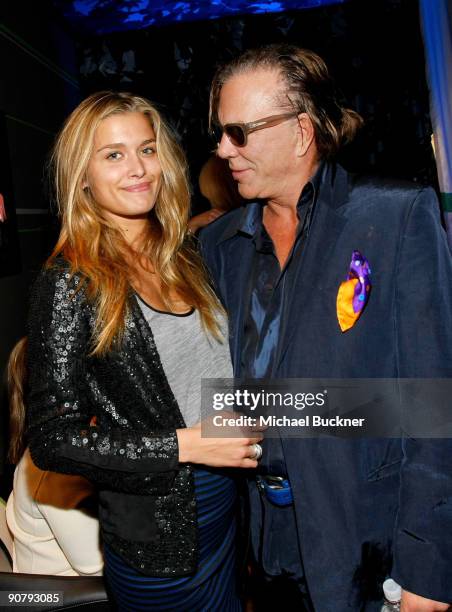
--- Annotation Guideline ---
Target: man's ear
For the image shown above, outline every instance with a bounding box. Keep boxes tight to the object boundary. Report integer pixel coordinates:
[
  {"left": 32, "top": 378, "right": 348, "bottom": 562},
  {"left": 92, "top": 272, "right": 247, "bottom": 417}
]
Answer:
[{"left": 296, "top": 113, "right": 315, "bottom": 156}]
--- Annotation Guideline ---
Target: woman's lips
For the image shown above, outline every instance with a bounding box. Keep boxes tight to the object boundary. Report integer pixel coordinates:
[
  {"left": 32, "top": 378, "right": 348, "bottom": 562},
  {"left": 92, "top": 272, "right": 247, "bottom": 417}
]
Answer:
[{"left": 123, "top": 182, "right": 151, "bottom": 192}]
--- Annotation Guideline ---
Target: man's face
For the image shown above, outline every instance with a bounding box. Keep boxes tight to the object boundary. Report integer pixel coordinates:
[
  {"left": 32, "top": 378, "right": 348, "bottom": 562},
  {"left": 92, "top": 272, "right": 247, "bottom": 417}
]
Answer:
[{"left": 216, "top": 68, "right": 301, "bottom": 201}]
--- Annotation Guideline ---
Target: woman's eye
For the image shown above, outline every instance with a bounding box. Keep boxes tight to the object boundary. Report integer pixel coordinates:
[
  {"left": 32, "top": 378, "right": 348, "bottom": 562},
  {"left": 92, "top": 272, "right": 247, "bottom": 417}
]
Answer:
[
  {"left": 106, "top": 151, "right": 122, "bottom": 160},
  {"left": 142, "top": 146, "right": 155, "bottom": 155}
]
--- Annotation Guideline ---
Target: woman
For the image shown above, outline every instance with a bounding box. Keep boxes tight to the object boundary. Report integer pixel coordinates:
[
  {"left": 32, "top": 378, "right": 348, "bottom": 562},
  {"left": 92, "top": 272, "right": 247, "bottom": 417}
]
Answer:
[
  {"left": 26, "top": 91, "right": 262, "bottom": 611},
  {"left": 6, "top": 337, "right": 103, "bottom": 576}
]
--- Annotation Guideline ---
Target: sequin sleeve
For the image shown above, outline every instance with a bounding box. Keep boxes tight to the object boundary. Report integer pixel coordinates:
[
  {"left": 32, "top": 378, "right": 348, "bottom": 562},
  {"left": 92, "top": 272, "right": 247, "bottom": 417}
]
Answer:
[{"left": 27, "top": 264, "right": 180, "bottom": 495}]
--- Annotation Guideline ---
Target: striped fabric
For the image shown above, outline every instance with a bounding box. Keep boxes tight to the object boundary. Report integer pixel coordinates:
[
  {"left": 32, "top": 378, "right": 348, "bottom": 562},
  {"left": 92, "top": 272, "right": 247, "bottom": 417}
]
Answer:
[{"left": 104, "top": 469, "right": 241, "bottom": 611}]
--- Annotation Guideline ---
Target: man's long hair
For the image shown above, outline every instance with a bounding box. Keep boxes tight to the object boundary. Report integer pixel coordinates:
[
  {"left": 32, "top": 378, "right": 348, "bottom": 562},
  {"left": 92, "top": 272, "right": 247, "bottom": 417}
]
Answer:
[
  {"left": 210, "top": 44, "right": 363, "bottom": 159},
  {"left": 50, "top": 91, "right": 223, "bottom": 355}
]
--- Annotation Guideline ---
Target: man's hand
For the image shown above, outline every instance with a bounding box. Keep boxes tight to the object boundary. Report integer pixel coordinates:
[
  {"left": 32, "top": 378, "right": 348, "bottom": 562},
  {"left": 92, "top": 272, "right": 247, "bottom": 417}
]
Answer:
[{"left": 401, "top": 589, "right": 450, "bottom": 611}]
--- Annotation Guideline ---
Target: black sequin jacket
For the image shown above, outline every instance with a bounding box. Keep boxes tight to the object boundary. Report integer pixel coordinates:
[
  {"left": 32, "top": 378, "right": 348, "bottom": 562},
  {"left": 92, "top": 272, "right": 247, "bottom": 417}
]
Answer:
[{"left": 27, "top": 261, "right": 198, "bottom": 576}]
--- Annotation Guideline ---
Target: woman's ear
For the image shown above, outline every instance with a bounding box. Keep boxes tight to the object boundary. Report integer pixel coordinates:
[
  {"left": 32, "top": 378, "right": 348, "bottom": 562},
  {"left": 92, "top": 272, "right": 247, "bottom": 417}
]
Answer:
[{"left": 296, "top": 112, "right": 315, "bottom": 156}]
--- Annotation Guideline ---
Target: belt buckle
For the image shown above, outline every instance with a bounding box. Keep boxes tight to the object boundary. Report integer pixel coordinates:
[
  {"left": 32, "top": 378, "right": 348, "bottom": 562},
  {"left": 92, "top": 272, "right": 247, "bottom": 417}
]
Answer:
[
  {"left": 264, "top": 475, "right": 286, "bottom": 489},
  {"left": 257, "top": 475, "right": 294, "bottom": 507}
]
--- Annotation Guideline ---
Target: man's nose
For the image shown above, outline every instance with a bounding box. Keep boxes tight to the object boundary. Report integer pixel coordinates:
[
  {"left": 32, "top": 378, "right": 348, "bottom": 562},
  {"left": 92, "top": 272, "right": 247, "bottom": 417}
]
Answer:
[{"left": 216, "top": 132, "right": 238, "bottom": 159}]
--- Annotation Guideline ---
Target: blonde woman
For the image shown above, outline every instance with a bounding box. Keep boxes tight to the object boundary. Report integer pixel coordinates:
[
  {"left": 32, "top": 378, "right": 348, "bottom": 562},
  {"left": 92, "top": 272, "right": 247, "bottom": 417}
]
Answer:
[
  {"left": 6, "top": 338, "right": 103, "bottom": 576},
  {"left": 26, "top": 91, "right": 262, "bottom": 611}
]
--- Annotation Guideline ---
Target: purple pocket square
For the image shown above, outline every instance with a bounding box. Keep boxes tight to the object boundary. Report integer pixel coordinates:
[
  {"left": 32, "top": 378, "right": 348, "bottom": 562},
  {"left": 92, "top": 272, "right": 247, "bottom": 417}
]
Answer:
[{"left": 336, "top": 250, "right": 372, "bottom": 332}]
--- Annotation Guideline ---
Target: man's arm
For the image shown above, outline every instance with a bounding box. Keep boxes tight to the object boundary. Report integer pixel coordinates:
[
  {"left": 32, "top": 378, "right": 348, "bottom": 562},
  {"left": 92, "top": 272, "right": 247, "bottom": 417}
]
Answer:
[{"left": 392, "top": 187, "right": 452, "bottom": 605}]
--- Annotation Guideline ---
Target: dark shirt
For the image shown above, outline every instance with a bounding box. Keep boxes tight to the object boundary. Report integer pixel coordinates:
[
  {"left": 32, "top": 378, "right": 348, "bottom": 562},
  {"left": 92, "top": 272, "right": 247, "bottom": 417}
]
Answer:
[
  {"left": 240, "top": 164, "right": 324, "bottom": 475},
  {"left": 235, "top": 164, "right": 324, "bottom": 583}
]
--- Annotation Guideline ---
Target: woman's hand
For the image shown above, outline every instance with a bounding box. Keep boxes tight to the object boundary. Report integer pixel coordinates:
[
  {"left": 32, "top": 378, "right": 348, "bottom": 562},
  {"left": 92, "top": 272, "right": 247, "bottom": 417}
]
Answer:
[{"left": 177, "top": 420, "right": 263, "bottom": 468}]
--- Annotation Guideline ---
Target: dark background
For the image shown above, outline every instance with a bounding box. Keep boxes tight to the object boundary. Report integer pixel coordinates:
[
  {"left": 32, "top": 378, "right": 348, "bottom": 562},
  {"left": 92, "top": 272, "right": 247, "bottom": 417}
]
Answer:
[
  {"left": 0, "top": 0, "right": 437, "bottom": 489},
  {"left": 0, "top": 112, "right": 21, "bottom": 279},
  {"left": 72, "top": 0, "right": 437, "bottom": 195}
]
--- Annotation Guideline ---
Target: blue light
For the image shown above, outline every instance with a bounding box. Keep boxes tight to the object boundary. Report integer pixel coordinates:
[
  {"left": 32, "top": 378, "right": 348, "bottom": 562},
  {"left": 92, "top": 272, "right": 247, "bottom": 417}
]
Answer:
[
  {"left": 72, "top": 0, "right": 97, "bottom": 17},
  {"left": 124, "top": 12, "right": 147, "bottom": 23},
  {"left": 249, "top": 2, "right": 284, "bottom": 13},
  {"left": 54, "top": 0, "right": 347, "bottom": 33}
]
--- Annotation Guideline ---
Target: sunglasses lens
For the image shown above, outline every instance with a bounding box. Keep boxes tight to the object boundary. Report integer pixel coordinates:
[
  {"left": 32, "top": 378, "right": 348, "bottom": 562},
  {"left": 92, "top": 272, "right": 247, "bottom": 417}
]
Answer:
[{"left": 225, "top": 125, "right": 246, "bottom": 147}]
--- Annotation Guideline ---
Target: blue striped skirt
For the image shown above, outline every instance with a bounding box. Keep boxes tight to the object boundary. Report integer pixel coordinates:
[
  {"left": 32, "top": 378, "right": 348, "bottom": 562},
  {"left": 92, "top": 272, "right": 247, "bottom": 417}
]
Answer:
[{"left": 104, "top": 468, "right": 242, "bottom": 611}]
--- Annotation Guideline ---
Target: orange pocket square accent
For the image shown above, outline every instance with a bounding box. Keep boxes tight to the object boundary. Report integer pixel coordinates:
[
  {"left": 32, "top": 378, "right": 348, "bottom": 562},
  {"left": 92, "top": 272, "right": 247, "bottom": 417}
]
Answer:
[
  {"left": 337, "top": 278, "right": 360, "bottom": 332},
  {"left": 336, "top": 250, "right": 371, "bottom": 332}
]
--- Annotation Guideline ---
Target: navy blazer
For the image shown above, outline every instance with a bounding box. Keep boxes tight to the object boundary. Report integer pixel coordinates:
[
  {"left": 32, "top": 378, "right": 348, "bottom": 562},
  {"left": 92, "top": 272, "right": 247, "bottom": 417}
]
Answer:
[{"left": 200, "top": 164, "right": 452, "bottom": 610}]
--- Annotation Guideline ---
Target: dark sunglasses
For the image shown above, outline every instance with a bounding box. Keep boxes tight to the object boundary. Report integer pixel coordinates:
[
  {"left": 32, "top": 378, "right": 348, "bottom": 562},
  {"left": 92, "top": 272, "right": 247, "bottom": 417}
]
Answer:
[{"left": 210, "top": 111, "right": 299, "bottom": 147}]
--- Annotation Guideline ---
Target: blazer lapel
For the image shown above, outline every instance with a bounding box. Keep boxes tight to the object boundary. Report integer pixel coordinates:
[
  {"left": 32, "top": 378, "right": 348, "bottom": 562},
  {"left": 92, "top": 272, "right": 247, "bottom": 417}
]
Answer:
[{"left": 218, "top": 237, "right": 255, "bottom": 377}]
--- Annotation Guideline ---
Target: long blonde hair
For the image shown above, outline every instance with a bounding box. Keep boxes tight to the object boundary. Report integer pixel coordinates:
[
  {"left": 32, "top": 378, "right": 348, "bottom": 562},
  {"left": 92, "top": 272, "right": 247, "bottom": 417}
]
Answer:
[
  {"left": 49, "top": 91, "right": 223, "bottom": 355},
  {"left": 7, "top": 337, "right": 28, "bottom": 464}
]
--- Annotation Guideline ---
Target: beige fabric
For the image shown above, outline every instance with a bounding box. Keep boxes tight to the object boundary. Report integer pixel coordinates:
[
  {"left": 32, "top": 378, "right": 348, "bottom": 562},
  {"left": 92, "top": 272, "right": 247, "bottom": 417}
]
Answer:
[
  {"left": 0, "top": 498, "right": 13, "bottom": 570},
  {"left": 6, "top": 449, "right": 103, "bottom": 576}
]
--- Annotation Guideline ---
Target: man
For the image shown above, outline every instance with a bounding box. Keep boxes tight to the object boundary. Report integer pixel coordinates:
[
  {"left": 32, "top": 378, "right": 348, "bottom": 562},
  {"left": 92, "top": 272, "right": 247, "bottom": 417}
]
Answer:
[{"left": 200, "top": 45, "right": 452, "bottom": 611}]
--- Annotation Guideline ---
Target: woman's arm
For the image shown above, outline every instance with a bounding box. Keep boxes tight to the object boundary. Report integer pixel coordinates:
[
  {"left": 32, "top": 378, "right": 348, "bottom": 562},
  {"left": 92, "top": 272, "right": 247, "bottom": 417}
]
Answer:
[
  {"left": 177, "top": 423, "right": 262, "bottom": 469},
  {"left": 27, "top": 265, "right": 179, "bottom": 495},
  {"left": 28, "top": 264, "right": 262, "bottom": 490}
]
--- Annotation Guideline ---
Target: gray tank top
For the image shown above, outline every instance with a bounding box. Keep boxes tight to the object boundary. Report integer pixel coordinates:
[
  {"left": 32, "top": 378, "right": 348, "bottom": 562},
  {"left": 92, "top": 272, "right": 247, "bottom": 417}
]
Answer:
[{"left": 136, "top": 294, "right": 233, "bottom": 426}]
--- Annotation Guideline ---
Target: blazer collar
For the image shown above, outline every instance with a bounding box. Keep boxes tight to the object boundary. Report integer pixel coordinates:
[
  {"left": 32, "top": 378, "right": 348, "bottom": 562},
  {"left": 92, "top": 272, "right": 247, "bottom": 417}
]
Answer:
[
  {"left": 216, "top": 201, "right": 262, "bottom": 245},
  {"left": 321, "top": 161, "right": 351, "bottom": 212},
  {"left": 216, "top": 161, "right": 349, "bottom": 246}
]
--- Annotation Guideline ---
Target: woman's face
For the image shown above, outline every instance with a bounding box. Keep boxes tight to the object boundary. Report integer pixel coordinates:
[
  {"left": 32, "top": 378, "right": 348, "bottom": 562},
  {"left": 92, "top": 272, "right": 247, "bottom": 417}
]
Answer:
[{"left": 85, "top": 111, "right": 162, "bottom": 227}]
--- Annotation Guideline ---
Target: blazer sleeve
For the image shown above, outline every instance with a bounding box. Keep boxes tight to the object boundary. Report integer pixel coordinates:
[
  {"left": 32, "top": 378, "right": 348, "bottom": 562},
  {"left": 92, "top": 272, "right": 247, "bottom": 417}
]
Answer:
[
  {"left": 391, "top": 187, "right": 452, "bottom": 602},
  {"left": 199, "top": 230, "right": 224, "bottom": 302},
  {"left": 27, "top": 265, "right": 179, "bottom": 496}
]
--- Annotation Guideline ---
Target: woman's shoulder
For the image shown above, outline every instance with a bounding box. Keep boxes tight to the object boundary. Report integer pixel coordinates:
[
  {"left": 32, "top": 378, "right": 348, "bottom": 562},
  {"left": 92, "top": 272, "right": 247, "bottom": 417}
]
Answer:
[
  {"left": 29, "top": 258, "right": 91, "bottom": 332},
  {"left": 32, "top": 258, "right": 86, "bottom": 301},
  {"left": 35, "top": 257, "right": 80, "bottom": 283}
]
